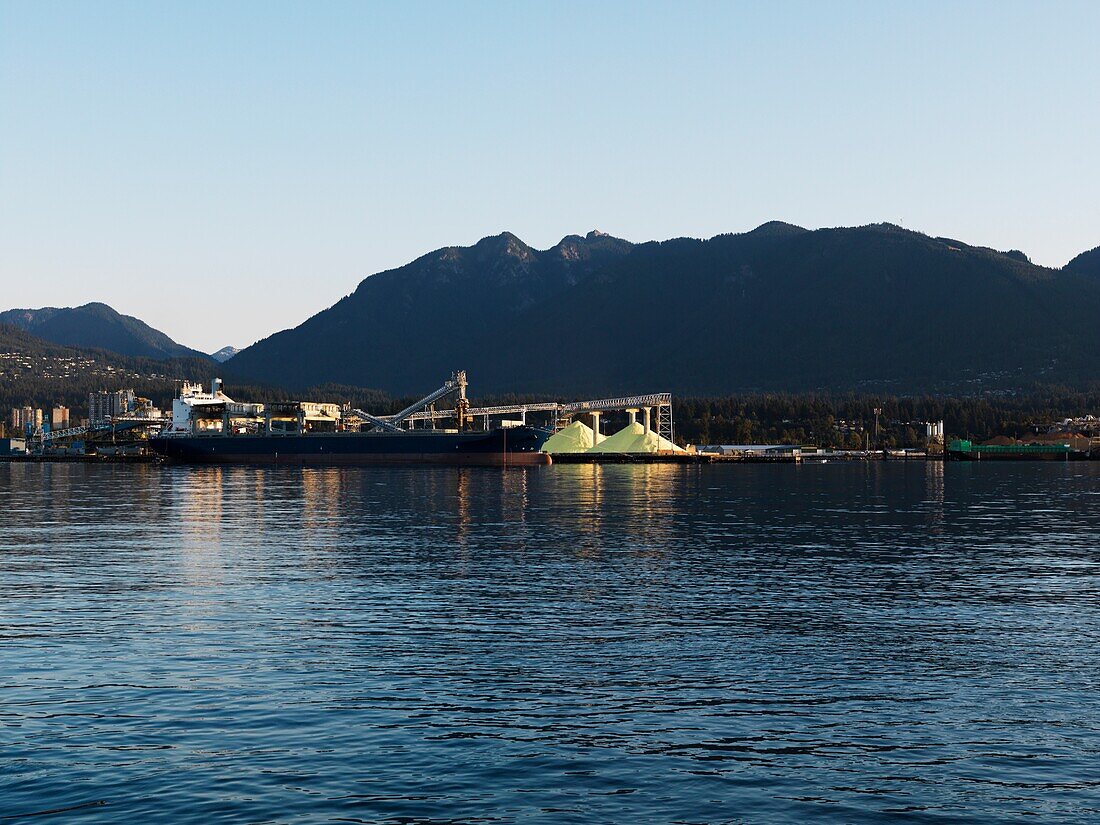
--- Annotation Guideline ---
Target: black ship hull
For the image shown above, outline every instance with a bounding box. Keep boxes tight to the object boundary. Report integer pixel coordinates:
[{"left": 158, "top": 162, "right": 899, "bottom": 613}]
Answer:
[
  {"left": 150, "top": 426, "right": 552, "bottom": 466},
  {"left": 945, "top": 450, "right": 1080, "bottom": 462}
]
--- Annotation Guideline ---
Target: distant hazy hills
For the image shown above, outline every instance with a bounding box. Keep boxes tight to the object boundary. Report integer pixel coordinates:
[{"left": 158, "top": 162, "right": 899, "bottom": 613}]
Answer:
[
  {"left": 211, "top": 346, "right": 239, "bottom": 363},
  {"left": 0, "top": 303, "right": 208, "bottom": 361},
  {"left": 224, "top": 223, "right": 1100, "bottom": 395}
]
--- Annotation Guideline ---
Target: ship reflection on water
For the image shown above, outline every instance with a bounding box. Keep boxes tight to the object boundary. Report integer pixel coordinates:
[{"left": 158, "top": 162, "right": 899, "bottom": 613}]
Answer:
[{"left": 167, "top": 463, "right": 690, "bottom": 563}]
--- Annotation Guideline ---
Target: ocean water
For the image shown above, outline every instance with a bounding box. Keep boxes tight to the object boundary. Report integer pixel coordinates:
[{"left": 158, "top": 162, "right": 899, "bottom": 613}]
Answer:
[{"left": 1, "top": 461, "right": 1098, "bottom": 823}]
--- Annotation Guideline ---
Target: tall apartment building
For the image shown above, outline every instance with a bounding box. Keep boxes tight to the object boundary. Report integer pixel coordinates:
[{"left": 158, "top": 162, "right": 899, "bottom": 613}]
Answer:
[
  {"left": 9, "top": 406, "right": 44, "bottom": 434},
  {"left": 51, "top": 406, "right": 70, "bottom": 430},
  {"left": 88, "top": 389, "right": 135, "bottom": 425}
]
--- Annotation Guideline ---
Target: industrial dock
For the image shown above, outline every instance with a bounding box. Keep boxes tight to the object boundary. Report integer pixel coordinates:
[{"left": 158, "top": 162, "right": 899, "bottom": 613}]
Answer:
[
  {"left": 5, "top": 372, "right": 1100, "bottom": 465},
  {"left": 4, "top": 373, "right": 693, "bottom": 466}
]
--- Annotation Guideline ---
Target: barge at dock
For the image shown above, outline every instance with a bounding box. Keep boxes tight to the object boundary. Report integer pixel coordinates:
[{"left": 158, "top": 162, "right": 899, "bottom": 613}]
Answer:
[
  {"left": 946, "top": 439, "right": 1082, "bottom": 461},
  {"left": 149, "top": 372, "right": 551, "bottom": 467}
]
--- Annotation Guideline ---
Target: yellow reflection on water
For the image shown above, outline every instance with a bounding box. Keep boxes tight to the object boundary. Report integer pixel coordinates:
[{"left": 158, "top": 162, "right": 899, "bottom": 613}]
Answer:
[
  {"left": 176, "top": 466, "right": 226, "bottom": 589},
  {"left": 926, "top": 459, "right": 945, "bottom": 532},
  {"left": 301, "top": 468, "right": 343, "bottom": 530},
  {"left": 547, "top": 463, "right": 687, "bottom": 559}
]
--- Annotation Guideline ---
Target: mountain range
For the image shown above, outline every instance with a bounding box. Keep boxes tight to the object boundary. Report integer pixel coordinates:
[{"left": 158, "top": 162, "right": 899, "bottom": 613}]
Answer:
[
  {"left": 223, "top": 223, "right": 1100, "bottom": 395},
  {"left": 6, "top": 223, "right": 1100, "bottom": 398}
]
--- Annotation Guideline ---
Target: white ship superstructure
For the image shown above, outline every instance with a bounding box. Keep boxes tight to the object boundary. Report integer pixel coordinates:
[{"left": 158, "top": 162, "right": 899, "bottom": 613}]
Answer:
[{"left": 164, "top": 379, "right": 263, "bottom": 436}]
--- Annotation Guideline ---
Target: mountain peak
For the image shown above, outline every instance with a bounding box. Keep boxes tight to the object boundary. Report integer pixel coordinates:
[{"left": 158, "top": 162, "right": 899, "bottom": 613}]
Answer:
[
  {"left": 549, "top": 230, "right": 634, "bottom": 262},
  {"left": 79, "top": 301, "right": 118, "bottom": 313},
  {"left": 472, "top": 231, "right": 531, "bottom": 254},
  {"left": 747, "top": 221, "right": 808, "bottom": 237}
]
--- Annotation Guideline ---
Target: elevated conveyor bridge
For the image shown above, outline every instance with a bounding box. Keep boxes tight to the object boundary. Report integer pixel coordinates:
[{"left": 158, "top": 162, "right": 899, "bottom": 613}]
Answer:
[
  {"left": 401, "top": 392, "right": 675, "bottom": 445},
  {"left": 39, "top": 417, "right": 168, "bottom": 443}
]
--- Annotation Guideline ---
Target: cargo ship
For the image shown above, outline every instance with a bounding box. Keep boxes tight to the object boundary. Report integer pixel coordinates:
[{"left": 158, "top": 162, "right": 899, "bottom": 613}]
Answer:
[{"left": 149, "top": 373, "right": 552, "bottom": 466}]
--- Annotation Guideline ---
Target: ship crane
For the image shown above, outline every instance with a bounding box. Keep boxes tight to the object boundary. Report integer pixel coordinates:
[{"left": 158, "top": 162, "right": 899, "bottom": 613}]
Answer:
[{"left": 349, "top": 371, "right": 468, "bottom": 433}]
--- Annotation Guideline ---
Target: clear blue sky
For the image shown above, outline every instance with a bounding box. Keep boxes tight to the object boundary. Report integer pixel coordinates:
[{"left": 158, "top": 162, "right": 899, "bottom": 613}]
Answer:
[{"left": 2, "top": 1, "right": 1098, "bottom": 352}]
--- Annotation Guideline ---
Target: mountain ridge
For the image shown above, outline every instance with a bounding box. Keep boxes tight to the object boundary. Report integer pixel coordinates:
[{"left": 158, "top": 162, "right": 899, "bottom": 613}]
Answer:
[
  {"left": 227, "top": 230, "right": 636, "bottom": 393},
  {"left": 0, "top": 302, "right": 208, "bottom": 361},
  {"left": 9, "top": 224, "right": 1099, "bottom": 398},
  {"left": 224, "top": 223, "right": 1100, "bottom": 395}
]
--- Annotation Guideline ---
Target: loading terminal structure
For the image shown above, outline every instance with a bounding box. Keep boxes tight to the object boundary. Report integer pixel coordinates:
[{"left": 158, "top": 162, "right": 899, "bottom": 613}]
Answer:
[
  {"left": 23, "top": 372, "right": 687, "bottom": 460},
  {"left": 399, "top": 391, "right": 681, "bottom": 455}
]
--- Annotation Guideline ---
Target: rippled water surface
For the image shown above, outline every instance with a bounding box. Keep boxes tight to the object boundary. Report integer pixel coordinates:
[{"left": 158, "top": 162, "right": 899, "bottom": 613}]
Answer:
[{"left": 2, "top": 461, "right": 1099, "bottom": 823}]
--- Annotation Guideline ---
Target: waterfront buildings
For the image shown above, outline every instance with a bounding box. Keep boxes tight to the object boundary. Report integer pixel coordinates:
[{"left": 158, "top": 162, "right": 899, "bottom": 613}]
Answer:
[
  {"left": 9, "top": 406, "right": 43, "bottom": 434},
  {"left": 7, "top": 392, "right": 157, "bottom": 438}
]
